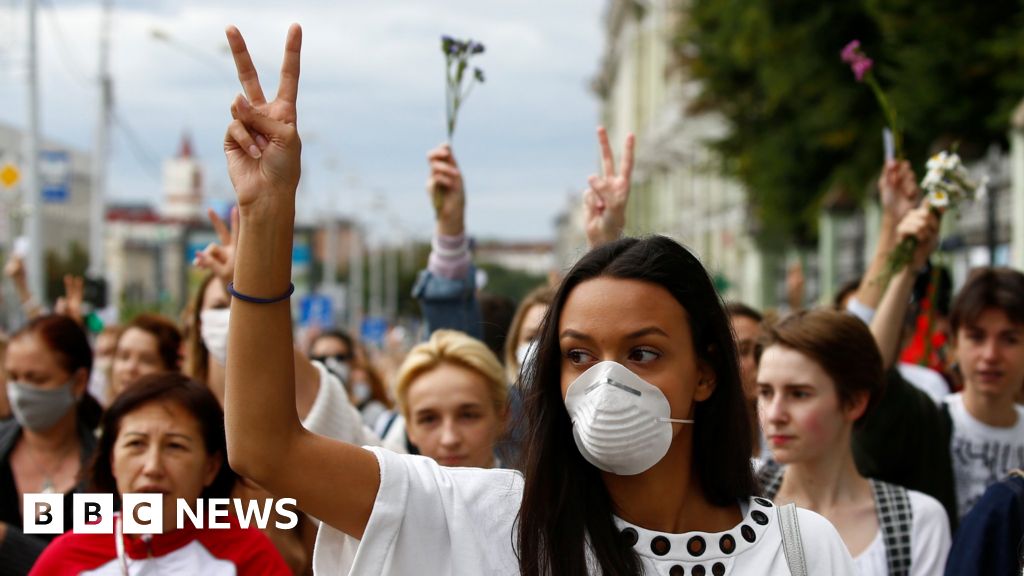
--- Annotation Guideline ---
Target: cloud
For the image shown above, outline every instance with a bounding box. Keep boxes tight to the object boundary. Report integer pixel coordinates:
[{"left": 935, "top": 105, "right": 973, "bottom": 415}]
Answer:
[{"left": 0, "top": 1, "right": 604, "bottom": 240}]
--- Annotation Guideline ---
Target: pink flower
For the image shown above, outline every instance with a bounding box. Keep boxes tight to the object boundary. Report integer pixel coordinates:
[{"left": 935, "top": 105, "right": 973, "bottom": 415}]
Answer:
[
  {"left": 852, "top": 56, "right": 873, "bottom": 82},
  {"left": 841, "top": 40, "right": 861, "bottom": 63}
]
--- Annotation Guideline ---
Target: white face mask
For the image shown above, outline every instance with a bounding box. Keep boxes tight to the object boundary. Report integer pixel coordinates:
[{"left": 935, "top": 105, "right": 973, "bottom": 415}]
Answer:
[
  {"left": 200, "top": 308, "right": 230, "bottom": 364},
  {"left": 564, "top": 361, "right": 693, "bottom": 476}
]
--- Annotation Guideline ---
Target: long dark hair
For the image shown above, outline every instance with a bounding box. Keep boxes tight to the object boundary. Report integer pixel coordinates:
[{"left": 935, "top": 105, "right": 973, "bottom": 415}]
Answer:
[
  {"left": 515, "top": 236, "right": 755, "bottom": 575},
  {"left": 89, "top": 372, "right": 237, "bottom": 504}
]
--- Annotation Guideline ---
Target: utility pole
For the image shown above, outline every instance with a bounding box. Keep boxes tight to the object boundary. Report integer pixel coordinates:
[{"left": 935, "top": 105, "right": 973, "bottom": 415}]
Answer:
[
  {"left": 347, "top": 223, "right": 364, "bottom": 334},
  {"left": 385, "top": 239, "right": 398, "bottom": 320},
  {"left": 89, "top": 0, "right": 113, "bottom": 278},
  {"left": 23, "top": 0, "right": 43, "bottom": 300}
]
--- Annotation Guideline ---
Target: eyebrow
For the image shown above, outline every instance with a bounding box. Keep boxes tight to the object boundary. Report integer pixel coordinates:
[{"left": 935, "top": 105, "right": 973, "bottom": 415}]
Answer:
[
  {"left": 559, "top": 327, "right": 670, "bottom": 341},
  {"left": 758, "top": 382, "right": 815, "bottom": 389},
  {"left": 121, "top": 431, "right": 195, "bottom": 442}
]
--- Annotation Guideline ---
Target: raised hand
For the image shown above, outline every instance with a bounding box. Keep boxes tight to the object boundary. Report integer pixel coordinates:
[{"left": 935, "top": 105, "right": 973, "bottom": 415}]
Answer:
[
  {"left": 896, "top": 204, "right": 940, "bottom": 270},
  {"left": 223, "top": 25, "right": 303, "bottom": 211},
  {"left": 878, "top": 159, "right": 920, "bottom": 228},
  {"left": 426, "top": 144, "right": 465, "bottom": 236},
  {"left": 3, "top": 254, "right": 25, "bottom": 285},
  {"left": 584, "top": 126, "right": 635, "bottom": 248},
  {"left": 194, "top": 206, "right": 239, "bottom": 284},
  {"left": 55, "top": 274, "right": 85, "bottom": 325}
]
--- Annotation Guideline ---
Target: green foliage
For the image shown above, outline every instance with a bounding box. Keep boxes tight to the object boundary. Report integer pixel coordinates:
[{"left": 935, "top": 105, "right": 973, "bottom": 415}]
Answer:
[
  {"left": 476, "top": 263, "right": 548, "bottom": 304},
  {"left": 679, "top": 0, "right": 1024, "bottom": 245},
  {"left": 44, "top": 241, "right": 88, "bottom": 304}
]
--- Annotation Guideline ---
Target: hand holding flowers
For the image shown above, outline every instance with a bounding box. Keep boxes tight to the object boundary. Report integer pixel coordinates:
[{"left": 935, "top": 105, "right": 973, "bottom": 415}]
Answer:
[
  {"left": 841, "top": 40, "right": 902, "bottom": 159},
  {"left": 434, "top": 36, "right": 485, "bottom": 213},
  {"left": 878, "top": 150, "right": 987, "bottom": 285}
]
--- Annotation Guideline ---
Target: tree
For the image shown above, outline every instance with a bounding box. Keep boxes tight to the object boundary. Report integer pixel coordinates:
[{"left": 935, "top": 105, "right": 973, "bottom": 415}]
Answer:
[{"left": 678, "top": 0, "right": 1024, "bottom": 245}]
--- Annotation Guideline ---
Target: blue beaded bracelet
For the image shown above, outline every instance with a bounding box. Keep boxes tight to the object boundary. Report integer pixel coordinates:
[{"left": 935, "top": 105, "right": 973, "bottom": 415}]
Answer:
[{"left": 226, "top": 282, "right": 295, "bottom": 304}]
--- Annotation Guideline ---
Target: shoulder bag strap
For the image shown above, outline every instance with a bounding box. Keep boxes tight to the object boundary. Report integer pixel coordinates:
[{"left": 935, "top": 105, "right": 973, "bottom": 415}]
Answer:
[{"left": 777, "top": 502, "right": 807, "bottom": 576}]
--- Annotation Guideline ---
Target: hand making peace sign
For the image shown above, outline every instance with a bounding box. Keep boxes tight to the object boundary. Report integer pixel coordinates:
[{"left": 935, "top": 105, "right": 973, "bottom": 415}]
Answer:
[
  {"left": 223, "top": 24, "right": 303, "bottom": 210},
  {"left": 583, "top": 126, "right": 635, "bottom": 249}
]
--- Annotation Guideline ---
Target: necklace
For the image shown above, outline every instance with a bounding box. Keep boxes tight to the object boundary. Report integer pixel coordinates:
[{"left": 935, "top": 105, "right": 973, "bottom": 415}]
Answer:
[{"left": 22, "top": 438, "right": 77, "bottom": 494}]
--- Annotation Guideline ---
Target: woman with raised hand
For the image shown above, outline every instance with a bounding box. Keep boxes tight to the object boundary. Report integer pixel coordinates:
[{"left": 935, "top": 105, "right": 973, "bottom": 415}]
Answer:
[
  {"left": 757, "top": 309, "right": 950, "bottom": 576},
  {"left": 222, "top": 25, "right": 854, "bottom": 575}
]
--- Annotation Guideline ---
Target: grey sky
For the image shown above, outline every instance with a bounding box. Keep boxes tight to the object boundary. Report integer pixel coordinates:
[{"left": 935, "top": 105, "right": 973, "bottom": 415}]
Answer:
[{"left": 0, "top": 1, "right": 606, "bottom": 242}]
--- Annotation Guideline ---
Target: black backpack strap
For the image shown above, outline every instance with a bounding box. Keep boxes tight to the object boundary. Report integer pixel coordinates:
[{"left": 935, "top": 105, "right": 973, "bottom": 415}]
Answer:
[{"left": 871, "top": 479, "right": 913, "bottom": 576}]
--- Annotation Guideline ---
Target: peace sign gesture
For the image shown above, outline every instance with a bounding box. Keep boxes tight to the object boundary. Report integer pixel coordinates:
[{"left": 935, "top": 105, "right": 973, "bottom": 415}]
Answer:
[
  {"left": 194, "top": 207, "right": 240, "bottom": 285},
  {"left": 583, "top": 126, "right": 635, "bottom": 249},
  {"left": 223, "top": 24, "right": 303, "bottom": 210}
]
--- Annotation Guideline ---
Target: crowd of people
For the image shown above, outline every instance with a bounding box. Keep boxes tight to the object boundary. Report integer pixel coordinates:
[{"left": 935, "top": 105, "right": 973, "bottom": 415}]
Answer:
[{"left": 0, "top": 22, "right": 1021, "bottom": 576}]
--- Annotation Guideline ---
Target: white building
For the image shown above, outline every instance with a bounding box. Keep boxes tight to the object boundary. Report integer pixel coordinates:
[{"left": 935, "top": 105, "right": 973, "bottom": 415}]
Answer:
[
  {"left": 0, "top": 121, "right": 93, "bottom": 301},
  {"left": 161, "top": 133, "right": 204, "bottom": 222}
]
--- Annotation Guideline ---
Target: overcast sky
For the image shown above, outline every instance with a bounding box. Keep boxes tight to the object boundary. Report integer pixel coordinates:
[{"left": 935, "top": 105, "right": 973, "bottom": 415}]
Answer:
[{"left": 0, "top": 1, "right": 607, "bottom": 242}]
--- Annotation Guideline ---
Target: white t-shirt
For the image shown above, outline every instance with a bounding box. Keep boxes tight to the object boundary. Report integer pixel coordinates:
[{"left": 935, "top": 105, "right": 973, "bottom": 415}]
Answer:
[
  {"left": 850, "top": 489, "right": 950, "bottom": 576},
  {"left": 313, "top": 447, "right": 855, "bottom": 575},
  {"left": 897, "top": 363, "right": 949, "bottom": 404},
  {"left": 946, "top": 392, "right": 1024, "bottom": 519},
  {"left": 305, "top": 361, "right": 408, "bottom": 454}
]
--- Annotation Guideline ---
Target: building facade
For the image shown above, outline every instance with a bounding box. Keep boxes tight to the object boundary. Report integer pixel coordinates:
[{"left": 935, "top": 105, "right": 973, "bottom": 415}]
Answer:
[{"left": 572, "top": 0, "right": 769, "bottom": 307}]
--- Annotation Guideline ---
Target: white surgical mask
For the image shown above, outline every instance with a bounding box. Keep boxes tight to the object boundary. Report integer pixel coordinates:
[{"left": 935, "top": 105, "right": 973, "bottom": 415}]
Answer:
[
  {"left": 200, "top": 308, "right": 230, "bottom": 364},
  {"left": 88, "top": 358, "right": 112, "bottom": 405},
  {"left": 6, "top": 379, "right": 78, "bottom": 432},
  {"left": 564, "top": 361, "right": 693, "bottom": 476}
]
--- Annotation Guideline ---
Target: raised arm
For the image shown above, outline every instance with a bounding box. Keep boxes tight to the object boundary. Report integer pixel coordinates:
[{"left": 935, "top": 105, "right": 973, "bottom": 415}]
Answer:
[
  {"left": 413, "top": 144, "right": 483, "bottom": 337},
  {"left": 583, "top": 126, "right": 635, "bottom": 249},
  {"left": 223, "top": 24, "right": 378, "bottom": 539},
  {"left": 853, "top": 159, "right": 920, "bottom": 311},
  {"left": 195, "top": 206, "right": 320, "bottom": 418},
  {"left": 869, "top": 204, "right": 939, "bottom": 371},
  {"left": 4, "top": 254, "right": 41, "bottom": 319}
]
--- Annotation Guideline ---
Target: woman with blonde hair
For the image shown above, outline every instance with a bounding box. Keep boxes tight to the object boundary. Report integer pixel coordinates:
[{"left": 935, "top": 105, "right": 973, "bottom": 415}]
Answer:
[{"left": 393, "top": 329, "right": 507, "bottom": 469}]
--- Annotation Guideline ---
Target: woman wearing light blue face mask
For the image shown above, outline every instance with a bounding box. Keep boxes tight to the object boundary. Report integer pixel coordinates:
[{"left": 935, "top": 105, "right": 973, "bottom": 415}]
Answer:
[{"left": 0, "top": 314, "right": 101, "bottom": 573}]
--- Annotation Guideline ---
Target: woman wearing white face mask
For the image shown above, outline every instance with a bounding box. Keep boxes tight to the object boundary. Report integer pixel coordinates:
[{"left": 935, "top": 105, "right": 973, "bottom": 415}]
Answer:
[
  {"left": 222, "top": 31, "right": 855, "bottom": 572},
  {"left": 184, "top": 273, "right": 232, "bottom": 405},
  {"left": 0, "top": 315, "right": 102, "bottom": 573},
  {"left": 232, "top": 41, "right": 859, "bottom": 569},
  {"left": 503, "top": 285, "right": 554, "bottom": 386}
]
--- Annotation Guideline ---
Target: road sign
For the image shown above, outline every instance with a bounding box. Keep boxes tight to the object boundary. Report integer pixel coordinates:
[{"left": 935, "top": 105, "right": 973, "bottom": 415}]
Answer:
[
  {"left": 360, "top": 316, "right": 388, "bottom": 347},
  {"left": 0, "top": 164, "right": 19, "bottom": 189},
  {"left": 299, "top": 293, "right": 334, "bottom": 329},
  {"left": 39, "top": 150, "right": 70, "bottom": 203}
]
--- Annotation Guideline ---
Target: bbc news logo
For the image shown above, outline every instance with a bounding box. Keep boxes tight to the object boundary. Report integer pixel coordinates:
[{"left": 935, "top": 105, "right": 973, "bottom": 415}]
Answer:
[{"left": 23, "top": 494, "right": 299, "bottom": 534}]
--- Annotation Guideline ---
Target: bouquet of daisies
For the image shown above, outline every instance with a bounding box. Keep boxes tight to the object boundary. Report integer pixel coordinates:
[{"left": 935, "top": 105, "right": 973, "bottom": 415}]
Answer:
[{"left": 881, "top": 150, "right": 987, "bottom": 283}]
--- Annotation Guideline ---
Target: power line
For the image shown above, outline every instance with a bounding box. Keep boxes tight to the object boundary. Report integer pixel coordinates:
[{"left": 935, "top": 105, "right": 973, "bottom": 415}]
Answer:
[
  {"left": 111, "top": 111, "right": 161, "bottom": 183},
  {"left": 37, "top": 0, "right": 91, "bottom": 88}
]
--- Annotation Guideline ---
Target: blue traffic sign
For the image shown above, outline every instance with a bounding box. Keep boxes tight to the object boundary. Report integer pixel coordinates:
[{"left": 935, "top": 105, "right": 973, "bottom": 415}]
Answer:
[
  {"left": 39, "top": 150, "right": 70, "bottom": 203},
  {"left": 360, "top": 317, "right": 388, "bottom": 347},
  {"left": 299, "top": 293, "right": 334, "bottom": 328}
]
